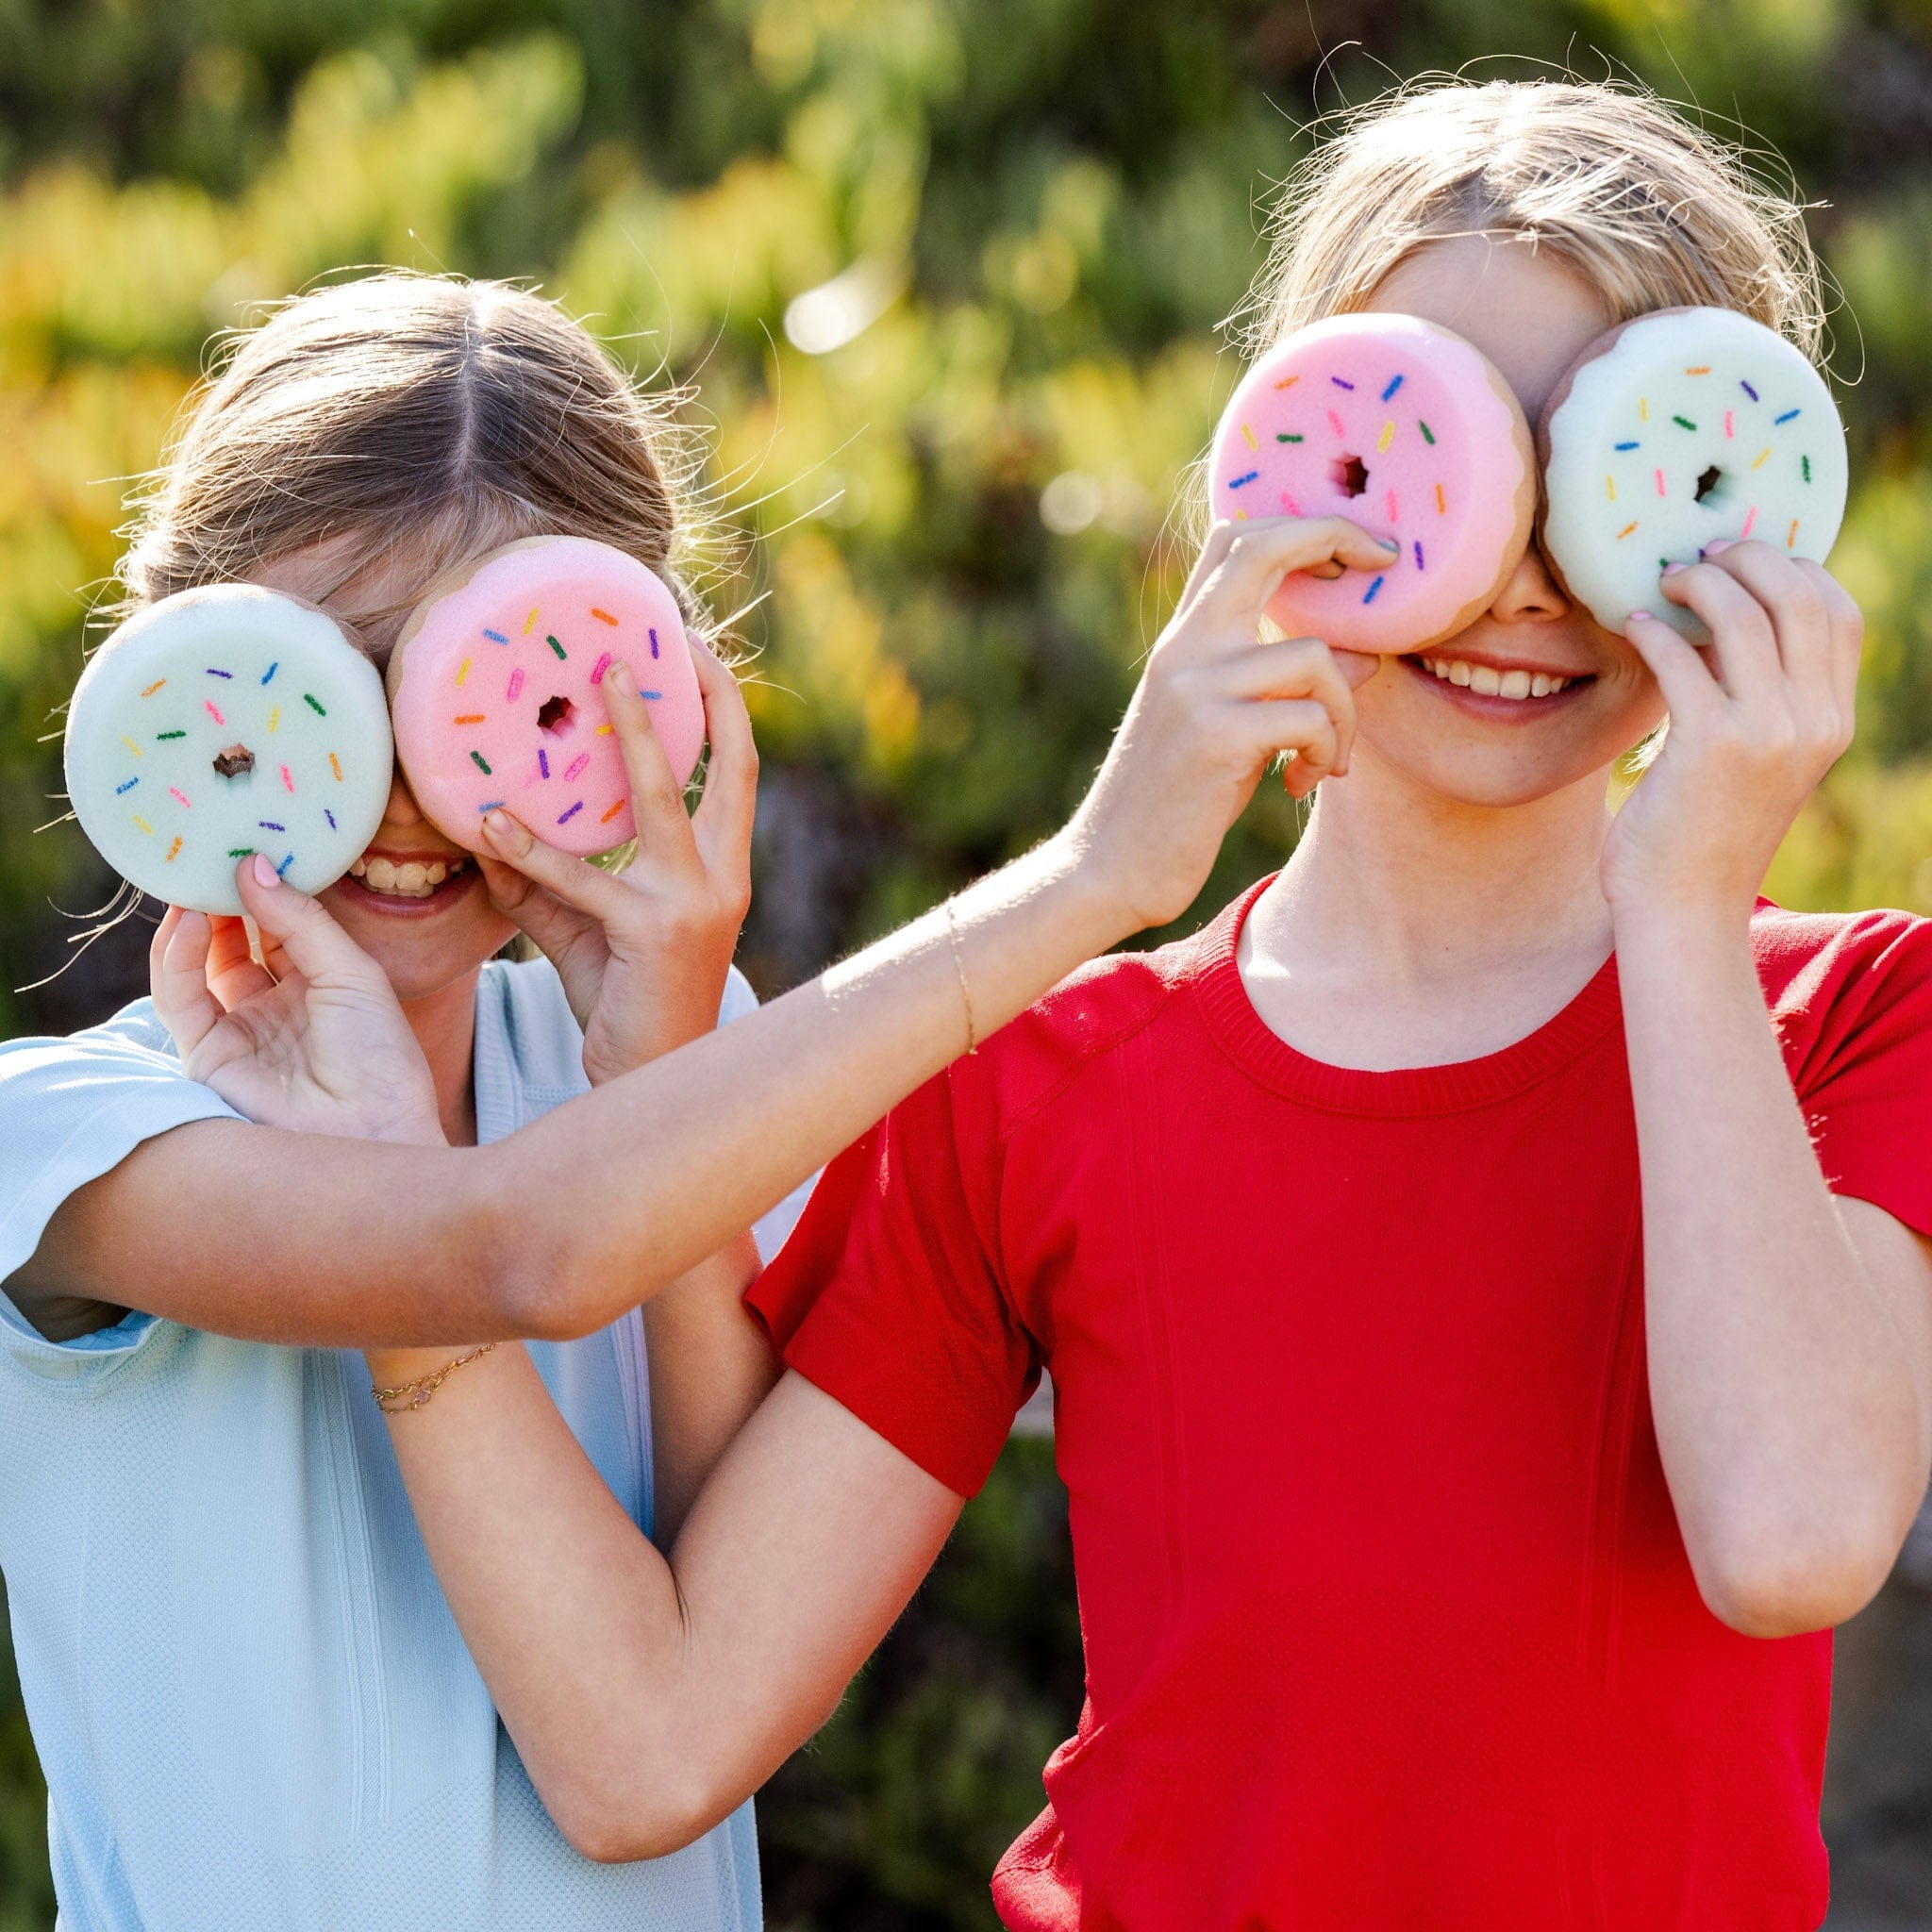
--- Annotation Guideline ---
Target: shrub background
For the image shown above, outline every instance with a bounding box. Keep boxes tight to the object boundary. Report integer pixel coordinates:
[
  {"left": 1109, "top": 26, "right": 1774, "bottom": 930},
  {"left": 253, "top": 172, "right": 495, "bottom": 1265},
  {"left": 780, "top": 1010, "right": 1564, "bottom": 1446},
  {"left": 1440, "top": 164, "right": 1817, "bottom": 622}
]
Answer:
[{"left": 4, "top": 1, "right": 1932, "bottom": 1925}]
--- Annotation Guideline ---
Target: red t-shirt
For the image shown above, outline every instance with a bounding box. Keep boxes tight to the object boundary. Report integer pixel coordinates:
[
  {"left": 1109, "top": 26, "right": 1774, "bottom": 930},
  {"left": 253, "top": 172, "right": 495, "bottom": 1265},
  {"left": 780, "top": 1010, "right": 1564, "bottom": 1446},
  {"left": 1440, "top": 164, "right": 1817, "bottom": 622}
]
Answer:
[{"left": 747, "top": 880, "right": 1932, "bottom": 1931}]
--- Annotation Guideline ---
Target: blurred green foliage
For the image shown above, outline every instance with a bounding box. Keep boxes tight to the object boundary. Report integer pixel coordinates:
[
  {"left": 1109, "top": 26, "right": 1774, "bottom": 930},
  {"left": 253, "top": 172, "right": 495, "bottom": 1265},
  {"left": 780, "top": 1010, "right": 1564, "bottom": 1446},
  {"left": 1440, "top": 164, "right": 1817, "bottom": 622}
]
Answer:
[{"left": 3, "top": 0, "right": 1931, "bottom": 1924}]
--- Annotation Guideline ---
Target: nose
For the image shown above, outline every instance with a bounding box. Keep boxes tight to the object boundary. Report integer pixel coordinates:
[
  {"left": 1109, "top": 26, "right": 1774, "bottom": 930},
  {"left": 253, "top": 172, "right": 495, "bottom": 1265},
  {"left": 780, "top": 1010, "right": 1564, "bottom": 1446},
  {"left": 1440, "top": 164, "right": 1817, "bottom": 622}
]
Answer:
[
  {"left": 1486, "top": 533, "right": 1573, "bottom": 628},
  {"left": 380, "top": 761, "right": 429, "bottom": 829}
]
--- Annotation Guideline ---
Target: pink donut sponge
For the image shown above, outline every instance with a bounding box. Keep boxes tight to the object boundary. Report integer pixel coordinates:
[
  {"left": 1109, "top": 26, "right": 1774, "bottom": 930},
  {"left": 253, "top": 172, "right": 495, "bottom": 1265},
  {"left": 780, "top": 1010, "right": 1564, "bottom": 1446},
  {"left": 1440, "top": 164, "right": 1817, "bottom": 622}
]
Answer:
[
  {"left": 1208, "top": 312, "right": 1536, "bottom": 654},
  {"left": 388, "top": 537, "right": 703, "bottom": 856}
]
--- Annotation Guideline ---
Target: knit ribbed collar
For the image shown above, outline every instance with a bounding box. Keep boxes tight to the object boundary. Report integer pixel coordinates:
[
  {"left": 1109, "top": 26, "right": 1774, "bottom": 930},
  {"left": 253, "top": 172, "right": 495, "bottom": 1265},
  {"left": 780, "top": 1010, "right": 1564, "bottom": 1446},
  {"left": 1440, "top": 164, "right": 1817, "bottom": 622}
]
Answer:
[{"left": 1191, "top": 875, "right": 1624, "bottom": 1118}]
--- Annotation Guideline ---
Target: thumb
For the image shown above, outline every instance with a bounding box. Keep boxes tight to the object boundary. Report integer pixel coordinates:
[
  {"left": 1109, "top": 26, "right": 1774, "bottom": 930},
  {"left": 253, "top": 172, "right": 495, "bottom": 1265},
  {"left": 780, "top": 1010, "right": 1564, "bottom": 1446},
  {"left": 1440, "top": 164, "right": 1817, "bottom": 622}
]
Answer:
[
  {"left": 1332, "top": 648, "right": 1383, "bottom": 691},
  {"left": 233, "top": 853, "right": 381, "bottom": 988}
]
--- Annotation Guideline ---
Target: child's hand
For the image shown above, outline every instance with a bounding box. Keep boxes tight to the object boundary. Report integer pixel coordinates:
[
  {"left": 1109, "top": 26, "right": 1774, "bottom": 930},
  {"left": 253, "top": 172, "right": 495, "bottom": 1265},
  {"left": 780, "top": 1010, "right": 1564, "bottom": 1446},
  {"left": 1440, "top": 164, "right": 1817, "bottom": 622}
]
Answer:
[
  {"left": 1603, "top": 539, "right": 1861, "bottom": 928},
  {"left": 475, "top": 642, "right": 755, "bottom": 1087},
  {"left": 152, "top": 856, "right": 444, "bottom": 1146},
  {"left": 1066, "top": 514, "right": 1392, "bottom": 932}
]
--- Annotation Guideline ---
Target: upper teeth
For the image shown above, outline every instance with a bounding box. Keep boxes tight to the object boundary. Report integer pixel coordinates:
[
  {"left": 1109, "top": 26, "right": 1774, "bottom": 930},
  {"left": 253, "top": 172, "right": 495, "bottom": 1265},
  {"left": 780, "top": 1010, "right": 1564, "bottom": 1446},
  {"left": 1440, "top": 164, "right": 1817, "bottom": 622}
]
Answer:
[
  {"left": 348, "top": 855, "right": 471, "bottom": 898},
  {"left": 1421, "top": 658, "right": 1574, "bottom": 699}
]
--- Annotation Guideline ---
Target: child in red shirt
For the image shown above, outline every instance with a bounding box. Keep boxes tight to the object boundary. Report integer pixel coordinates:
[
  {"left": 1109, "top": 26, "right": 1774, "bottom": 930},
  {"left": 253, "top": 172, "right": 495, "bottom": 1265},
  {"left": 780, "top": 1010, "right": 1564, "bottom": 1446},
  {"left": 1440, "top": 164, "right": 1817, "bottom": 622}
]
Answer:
[{"left": 351, "top": 78, "right": 1932, "bottom": 1930}]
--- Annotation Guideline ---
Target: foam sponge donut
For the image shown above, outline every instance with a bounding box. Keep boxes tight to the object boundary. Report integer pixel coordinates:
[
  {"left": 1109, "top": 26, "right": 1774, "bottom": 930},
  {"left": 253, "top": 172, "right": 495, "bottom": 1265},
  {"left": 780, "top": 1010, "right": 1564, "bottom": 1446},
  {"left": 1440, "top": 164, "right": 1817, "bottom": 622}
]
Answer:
[
  {"left": 64, "top": 585, "right": 392, "bottom": 916},
  {"left": 1208, "top": 312, "right": 1537, "bottom": 653},
  {"left": 1539, "top": 305, "right": 1848, "bottom": 641},
  {"left": 388, "top": 537, "right": 704, "bottom": 857}
]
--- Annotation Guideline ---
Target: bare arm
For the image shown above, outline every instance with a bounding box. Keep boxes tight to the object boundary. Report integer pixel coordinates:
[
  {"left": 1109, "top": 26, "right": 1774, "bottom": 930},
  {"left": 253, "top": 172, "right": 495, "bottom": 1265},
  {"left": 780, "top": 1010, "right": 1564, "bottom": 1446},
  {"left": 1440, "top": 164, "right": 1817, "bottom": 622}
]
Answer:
[
  {"left": 642, "top": 1235, "right": 775, "bottom": 1541},
  {"left": 1620, "top": 911, "right": 1932, "bottom": 1636},
  {"left": 5, "top": 836, "right": 1115, "bottom": 1345},
  {"left": 1613, "top": 540, "right": 1932, "bottom": 1635},
  {"left": 12, "top": 515, "right": 1391, "bottom": 1351},
  {"left": 374, "top": 1350, "right": 962, "bottom": 1862}
]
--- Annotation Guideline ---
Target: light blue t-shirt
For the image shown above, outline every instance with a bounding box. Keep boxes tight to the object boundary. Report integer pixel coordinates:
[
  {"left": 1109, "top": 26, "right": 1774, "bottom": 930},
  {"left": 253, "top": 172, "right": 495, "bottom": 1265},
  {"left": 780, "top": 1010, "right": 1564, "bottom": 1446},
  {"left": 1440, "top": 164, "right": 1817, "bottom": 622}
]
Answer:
[{"left": 0, "top": 957, "right": 810, "bottom": 1932}]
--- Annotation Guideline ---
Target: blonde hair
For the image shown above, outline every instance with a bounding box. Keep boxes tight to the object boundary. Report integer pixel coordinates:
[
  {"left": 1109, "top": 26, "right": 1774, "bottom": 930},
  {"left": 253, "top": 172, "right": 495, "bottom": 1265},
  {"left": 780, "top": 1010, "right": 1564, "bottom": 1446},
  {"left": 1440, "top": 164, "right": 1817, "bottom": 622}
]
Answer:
[
  {"left": 1235, "top": 76, "right": 1827, "bottom": 361},
  {"left": 117, "top": 272, "right": 723, "bottom": 634}
]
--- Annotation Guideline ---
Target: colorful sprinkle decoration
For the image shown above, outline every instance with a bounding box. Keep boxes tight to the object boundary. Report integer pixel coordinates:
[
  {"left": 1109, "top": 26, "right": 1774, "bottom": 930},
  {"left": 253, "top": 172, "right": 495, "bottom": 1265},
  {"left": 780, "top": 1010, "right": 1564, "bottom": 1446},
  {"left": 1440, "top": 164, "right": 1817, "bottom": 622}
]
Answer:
[{"left": 557, "top": 801, "right": 584, "bottom": 825}]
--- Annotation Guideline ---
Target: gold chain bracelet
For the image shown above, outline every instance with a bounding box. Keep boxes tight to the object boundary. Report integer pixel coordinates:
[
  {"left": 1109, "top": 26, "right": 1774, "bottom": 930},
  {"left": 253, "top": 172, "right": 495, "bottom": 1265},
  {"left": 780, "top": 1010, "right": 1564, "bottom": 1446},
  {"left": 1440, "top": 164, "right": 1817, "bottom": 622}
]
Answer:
[
  {"left": 942, "top": 900, "right": 978, "bottom": 1055},
  {"left": 371, "top": 1342, "right": 495, "bottom": 1414}
]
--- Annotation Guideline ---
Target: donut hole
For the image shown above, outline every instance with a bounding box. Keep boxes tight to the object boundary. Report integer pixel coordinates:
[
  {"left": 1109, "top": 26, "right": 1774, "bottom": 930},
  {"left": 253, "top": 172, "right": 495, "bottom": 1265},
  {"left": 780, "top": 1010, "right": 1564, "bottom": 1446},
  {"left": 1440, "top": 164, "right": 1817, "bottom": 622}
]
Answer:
[
  {"left": 1328, "top": 454, "right": 1371, "bottom": 499},
  {"left": 536, "top": 693, "right": 578, "bottom": 738},
  {"left": 1693, "top": 463, "right": 1732, "bottom": 509}
]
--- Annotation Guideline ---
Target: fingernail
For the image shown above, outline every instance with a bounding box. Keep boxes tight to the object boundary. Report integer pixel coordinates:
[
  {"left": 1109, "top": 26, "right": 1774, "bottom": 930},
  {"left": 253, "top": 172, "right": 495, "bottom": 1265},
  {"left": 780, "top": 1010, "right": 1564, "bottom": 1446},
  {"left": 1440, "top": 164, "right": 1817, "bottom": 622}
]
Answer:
[
  {"left": 1660, "top": 561, "right": 1685, "bottom": 576},
  {"left": 251, "top": 853, "right": 279, "bottom": 889},
  {"left": 1703, "top": 538, "right": 1733, "bottom": 556},
  {"left": 1379, "top": 536, "right": 1401, "bottom": 552},
  {"left": 608, "top": 658, "right": 634, "bottom": 696},
  {"left": 483, "top": 809, "right": 511, "bottom": 842},
  {"left": 1629, "top": 609, "right": 1653, "bottom": 624}
]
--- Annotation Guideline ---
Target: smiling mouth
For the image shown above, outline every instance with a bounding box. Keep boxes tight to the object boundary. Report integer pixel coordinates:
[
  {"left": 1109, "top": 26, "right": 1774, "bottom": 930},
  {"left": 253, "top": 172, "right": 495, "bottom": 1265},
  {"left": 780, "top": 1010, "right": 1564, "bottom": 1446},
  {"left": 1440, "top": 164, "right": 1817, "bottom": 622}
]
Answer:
[
  {"left": 1409, "top": 655, "right": 1593, "bottom": 701},
  {"left": 344, "top": 854, "right": 475, "bottom": 900}
]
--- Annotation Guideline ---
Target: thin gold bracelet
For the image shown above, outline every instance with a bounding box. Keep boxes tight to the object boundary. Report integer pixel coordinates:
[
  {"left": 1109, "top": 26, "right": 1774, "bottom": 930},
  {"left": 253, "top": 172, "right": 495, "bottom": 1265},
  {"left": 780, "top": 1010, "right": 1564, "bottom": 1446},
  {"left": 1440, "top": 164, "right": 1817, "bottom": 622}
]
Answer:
[
  {"left": 371, "top": 1342, "right": 495, "bottom": 1414},
  {"left": 942, "top": 900, "right": 978, "bottom": 1056}
]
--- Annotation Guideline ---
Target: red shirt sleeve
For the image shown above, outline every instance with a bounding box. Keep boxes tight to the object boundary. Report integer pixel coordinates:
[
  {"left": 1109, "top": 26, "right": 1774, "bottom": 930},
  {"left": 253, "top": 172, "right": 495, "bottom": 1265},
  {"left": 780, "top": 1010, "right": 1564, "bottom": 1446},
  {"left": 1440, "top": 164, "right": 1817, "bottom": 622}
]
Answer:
[
  {"left": 744, "top": 1062, "right": 1039, "bottom": 1498},
  {"left": 1763, "top": 907, "right": 1932, "bottom": 1237}
]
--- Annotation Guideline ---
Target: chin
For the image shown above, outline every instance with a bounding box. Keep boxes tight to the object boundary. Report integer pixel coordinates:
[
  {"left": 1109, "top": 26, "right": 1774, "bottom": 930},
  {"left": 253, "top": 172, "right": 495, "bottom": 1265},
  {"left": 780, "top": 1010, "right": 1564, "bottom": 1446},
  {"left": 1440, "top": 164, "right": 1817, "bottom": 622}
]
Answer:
[{"left": 317, "top": 871, "right": 515, "bottom": 1006}]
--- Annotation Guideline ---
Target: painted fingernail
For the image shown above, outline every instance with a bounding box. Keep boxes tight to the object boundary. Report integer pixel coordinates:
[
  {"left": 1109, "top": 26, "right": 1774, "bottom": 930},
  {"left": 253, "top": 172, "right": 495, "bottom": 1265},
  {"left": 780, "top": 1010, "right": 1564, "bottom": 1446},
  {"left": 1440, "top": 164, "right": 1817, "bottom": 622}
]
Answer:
[
  {"left": 1629, "top": 609, "right": 1654, "bottom": 624},
  {"left": 1660, "top": 561, "right": 1686, "bottom": 576},
  {"left": 1703, "top": 538, "right": 1733, "bottom": 556},
  {"left": 608, "top": 658, "right": 635, "bottom": 696},
  {"left": 1379, "top": 536, "right": 1401, "bottom": 551},
  {"left": 251, "top": 852, "right": 279, "bottom": 889}
]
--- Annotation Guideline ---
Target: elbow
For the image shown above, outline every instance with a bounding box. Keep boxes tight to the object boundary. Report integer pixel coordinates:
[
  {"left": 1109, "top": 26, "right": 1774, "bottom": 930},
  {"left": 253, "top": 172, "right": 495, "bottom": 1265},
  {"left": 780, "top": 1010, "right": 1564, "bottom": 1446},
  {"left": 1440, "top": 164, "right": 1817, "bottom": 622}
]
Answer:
[
  {"left": 554, "top": 1772, "right": 740, "bottom": 1866},
  {"left": 1688, "top": 1509, "right": 1898, "bottom": 1639}
]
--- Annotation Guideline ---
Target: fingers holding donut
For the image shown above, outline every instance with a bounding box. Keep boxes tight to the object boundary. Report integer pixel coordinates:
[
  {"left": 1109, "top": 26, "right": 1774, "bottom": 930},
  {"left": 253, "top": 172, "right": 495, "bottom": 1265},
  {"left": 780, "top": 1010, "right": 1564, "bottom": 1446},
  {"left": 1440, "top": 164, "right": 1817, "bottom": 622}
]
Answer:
[
  {"left": 687, "top": 640, "right": 757, "bottom": 899},
  {"left": 603, "top": 658, "right": 703, "bottom": 877}
]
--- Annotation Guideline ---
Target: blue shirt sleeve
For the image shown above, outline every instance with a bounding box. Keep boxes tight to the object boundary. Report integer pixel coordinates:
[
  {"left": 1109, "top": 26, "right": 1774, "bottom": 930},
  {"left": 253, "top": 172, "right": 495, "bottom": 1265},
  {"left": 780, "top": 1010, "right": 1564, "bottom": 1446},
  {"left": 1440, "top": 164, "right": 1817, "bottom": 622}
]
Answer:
[{"left": 0, "top": 998, "right": 242, "bottom": 1373}]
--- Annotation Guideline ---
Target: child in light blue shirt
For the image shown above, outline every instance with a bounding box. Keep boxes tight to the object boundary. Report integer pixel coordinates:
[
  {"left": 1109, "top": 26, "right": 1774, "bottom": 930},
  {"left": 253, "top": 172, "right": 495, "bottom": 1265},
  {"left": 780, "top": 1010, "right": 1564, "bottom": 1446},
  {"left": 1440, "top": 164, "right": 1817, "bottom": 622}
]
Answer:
[{"left": 0, "top": 271, "right": 806, "bottom": 1931}]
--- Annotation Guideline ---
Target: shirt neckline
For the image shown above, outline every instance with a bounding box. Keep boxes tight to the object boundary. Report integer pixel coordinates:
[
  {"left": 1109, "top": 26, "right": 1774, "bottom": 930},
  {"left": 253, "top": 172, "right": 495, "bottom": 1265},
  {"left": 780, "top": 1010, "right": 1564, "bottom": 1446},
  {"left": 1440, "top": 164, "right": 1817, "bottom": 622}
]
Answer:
[{"left": 1190, "top": 875, "right": 1625, "bottom": 1117}]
